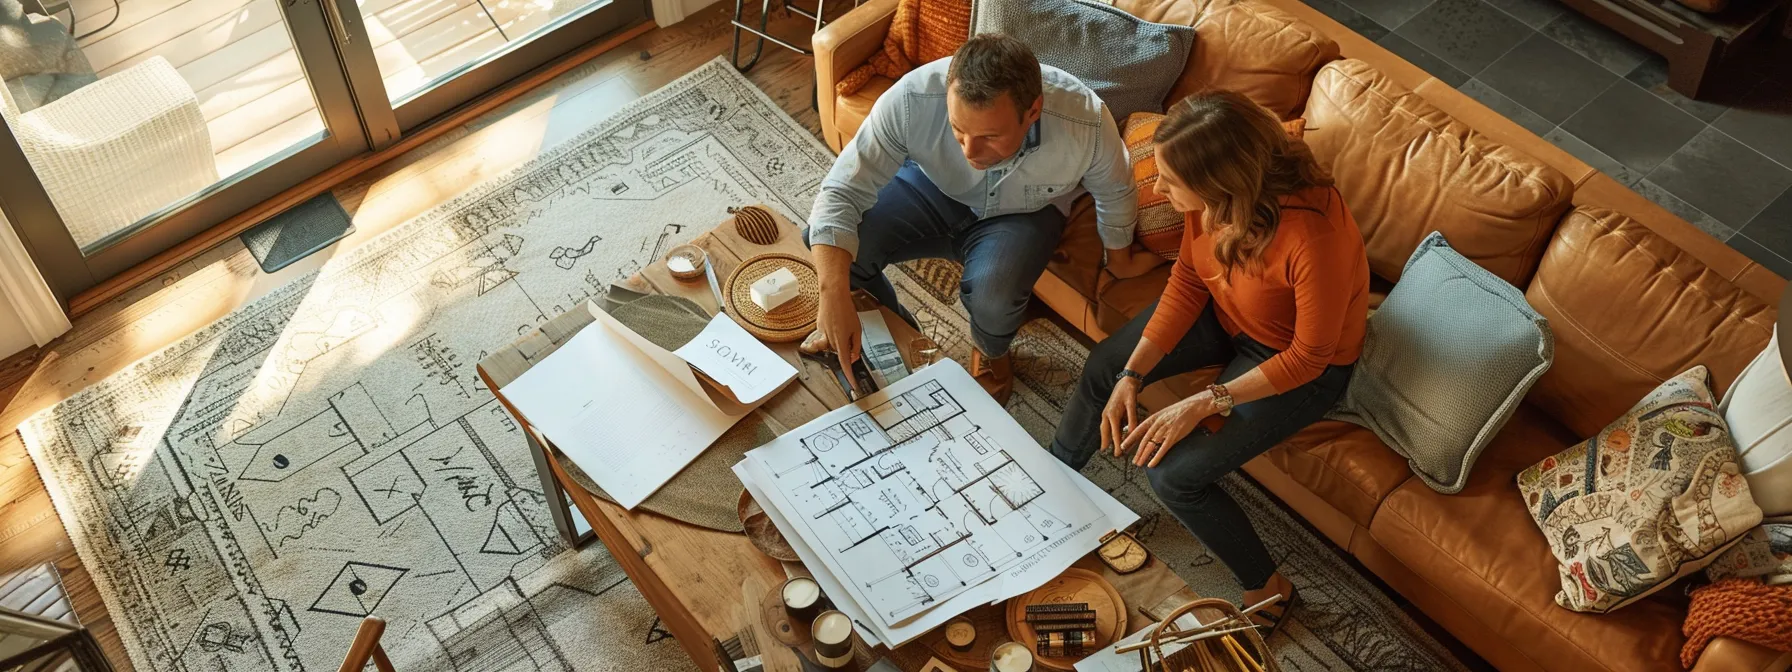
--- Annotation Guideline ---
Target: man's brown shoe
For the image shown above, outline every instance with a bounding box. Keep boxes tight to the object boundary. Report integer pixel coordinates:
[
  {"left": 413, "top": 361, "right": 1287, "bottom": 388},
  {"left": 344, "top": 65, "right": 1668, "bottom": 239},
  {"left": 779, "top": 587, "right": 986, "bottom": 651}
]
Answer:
[{"left": 970, "top": 348, "right": 1013, "bottom": 405}]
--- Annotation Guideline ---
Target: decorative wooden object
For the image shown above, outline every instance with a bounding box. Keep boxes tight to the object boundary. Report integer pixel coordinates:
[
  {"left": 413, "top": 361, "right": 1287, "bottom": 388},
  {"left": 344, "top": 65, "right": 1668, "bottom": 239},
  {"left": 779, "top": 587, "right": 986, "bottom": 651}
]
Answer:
[
  {"left": 732, "top": 205, "right": 783, "bottom": 245},
  {"left": 1140, "top": 598, "right": 1279, "bottom": 672},
  {"left": 945, "top": 619, "right": 977, "bottom": 652},
  {"left": 1005, "top": 569, "right": 1126, "bottom": 671},
  {"left": 738, "top": 489, "right": 801, "bottom": 562},
  {"left": 1097, "top": 533, "right": 1149, "bottom": 574},
  {"left": 724, "top": 252, "right": 820, "bottom": 342}
]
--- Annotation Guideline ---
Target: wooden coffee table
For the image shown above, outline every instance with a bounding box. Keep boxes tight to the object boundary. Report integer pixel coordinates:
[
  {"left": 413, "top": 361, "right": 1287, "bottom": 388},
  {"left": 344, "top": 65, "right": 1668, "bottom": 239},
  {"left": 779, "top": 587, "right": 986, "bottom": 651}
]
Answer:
[{"left": 478, "top": 209, "right": 1200, "bottom": 672}]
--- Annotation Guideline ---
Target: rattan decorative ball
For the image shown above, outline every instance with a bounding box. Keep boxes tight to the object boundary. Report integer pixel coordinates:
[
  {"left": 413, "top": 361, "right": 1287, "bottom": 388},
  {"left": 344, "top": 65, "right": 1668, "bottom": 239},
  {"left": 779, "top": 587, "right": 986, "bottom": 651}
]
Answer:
[{"left": 731, "top": 205, "right": 781, "bottom": 245}]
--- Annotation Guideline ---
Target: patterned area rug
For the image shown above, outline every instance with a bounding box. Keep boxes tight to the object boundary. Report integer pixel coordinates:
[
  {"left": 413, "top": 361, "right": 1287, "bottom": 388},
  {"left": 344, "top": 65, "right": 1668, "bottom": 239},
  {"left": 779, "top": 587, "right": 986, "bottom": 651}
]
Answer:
[{"left": 20, "top": 59, "right": 1465, "bottom": 672}]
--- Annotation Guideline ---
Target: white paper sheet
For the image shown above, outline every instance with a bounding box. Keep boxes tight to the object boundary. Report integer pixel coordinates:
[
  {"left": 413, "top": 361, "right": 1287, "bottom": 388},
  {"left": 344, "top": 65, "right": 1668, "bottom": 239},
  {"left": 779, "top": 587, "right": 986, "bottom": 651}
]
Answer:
[
  {"left": 735, "top": 459, "right": 887, "bottom": 648},
  {"left": 739, "top": 361, "right": 1136, "bottom": 643},
  {"left": 857, "top": 310, "right": 909, "bottom": 388},
  {"left": 674, "top": 313, "right": 796, "bottom": 404},
  {"left": 501, "top": 305, "right": 736, "bottom": 509},
  {"left": 1073, "top": 612, "right": 1203, "bottom": 672}
]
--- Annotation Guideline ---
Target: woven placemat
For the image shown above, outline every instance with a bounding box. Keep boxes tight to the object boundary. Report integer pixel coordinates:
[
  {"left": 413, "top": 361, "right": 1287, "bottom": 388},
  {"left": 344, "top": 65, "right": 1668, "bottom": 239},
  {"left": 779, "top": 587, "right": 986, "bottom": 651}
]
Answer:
[{"left": 723, "top": 253, "right": 819, "bottom": 342}]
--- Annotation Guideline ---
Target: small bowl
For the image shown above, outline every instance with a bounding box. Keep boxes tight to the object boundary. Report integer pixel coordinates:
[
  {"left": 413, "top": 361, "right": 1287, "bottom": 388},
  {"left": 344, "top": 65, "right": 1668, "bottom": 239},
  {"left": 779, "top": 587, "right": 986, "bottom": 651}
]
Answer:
[{"left": 666, "top": 244, "right": 706, "bottom": 280}]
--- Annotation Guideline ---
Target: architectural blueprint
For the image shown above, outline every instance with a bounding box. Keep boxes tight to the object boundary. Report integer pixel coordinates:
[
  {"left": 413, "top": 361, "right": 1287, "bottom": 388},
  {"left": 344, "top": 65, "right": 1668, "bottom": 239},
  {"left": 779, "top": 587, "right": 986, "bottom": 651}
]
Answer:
[{"left": 741, "top": 362, "right": 1134, "bottom": 632}]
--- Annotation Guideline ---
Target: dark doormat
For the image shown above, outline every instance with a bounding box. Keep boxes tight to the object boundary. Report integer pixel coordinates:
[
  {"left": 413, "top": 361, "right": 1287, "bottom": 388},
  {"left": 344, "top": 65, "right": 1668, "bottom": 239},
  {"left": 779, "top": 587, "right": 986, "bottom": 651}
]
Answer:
[{"left": 240, "top": 193, "right": 356, "bottom": 273}]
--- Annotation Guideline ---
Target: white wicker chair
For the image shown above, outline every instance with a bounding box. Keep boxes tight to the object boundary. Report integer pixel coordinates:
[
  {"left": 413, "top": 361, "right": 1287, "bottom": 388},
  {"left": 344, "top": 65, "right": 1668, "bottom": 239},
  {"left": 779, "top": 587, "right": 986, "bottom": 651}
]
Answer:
[{"left": 0, "top": 56, "right": 216, "bottom": 249}]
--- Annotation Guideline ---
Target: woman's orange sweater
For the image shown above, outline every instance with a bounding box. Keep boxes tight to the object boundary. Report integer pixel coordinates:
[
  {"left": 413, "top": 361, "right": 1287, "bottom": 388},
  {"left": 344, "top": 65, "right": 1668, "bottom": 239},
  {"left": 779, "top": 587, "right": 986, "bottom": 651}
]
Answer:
[{"left": 1141, "top": 186, "right": 1370, "bottom": 393}]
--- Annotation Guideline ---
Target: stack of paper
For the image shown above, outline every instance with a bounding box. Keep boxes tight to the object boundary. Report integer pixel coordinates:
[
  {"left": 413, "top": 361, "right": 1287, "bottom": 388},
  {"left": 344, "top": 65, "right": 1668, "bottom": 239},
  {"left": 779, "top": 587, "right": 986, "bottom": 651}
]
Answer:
[
  {"left": 502, "top": 302, "right": 794, "bottom": 509},
  {"left": 733, "top": 361, "right": 1138, "bottom": 647}
]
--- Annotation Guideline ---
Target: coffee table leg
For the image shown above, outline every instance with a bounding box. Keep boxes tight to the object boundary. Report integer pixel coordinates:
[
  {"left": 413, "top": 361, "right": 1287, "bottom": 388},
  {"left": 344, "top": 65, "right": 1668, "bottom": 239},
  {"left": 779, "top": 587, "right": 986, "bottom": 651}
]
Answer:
[{"left": 528, "top": 430, "right": 594, "bottom": 545}]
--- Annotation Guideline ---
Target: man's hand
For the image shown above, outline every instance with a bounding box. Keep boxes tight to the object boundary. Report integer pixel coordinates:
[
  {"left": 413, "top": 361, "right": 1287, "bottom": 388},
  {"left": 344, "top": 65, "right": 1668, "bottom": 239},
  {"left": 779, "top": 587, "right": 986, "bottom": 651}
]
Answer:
[
  {"left": 1105, "top": 245, "right": 1163, "bottom": 280},
  {"left": 811, "top": 244, "right": 863, "bottom": 393}
]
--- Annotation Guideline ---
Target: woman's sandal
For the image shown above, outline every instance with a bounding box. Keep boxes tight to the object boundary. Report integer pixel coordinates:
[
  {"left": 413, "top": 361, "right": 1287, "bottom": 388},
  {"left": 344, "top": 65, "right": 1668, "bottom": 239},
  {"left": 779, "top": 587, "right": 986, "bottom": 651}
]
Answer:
[{"left": 1248, "top": 585, "right": 1299, "bottom": 639}]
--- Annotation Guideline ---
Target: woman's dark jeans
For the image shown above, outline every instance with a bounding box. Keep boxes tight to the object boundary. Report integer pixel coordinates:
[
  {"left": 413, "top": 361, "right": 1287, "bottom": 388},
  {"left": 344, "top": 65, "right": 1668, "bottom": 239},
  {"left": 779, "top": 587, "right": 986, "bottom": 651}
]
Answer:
[{"left": 1050, "top": 301, "right": 1352, "bottom": 590}]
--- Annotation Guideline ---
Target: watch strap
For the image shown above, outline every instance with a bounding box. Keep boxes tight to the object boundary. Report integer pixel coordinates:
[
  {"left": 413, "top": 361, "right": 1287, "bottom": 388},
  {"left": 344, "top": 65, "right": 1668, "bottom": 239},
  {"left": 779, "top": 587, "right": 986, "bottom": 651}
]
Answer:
[
  {"left": 1208, "top": 382, "right": 1234, "bottom": 416},
  {"left": 1117, "top": 368, "right": 1145, "bottom": 384}
]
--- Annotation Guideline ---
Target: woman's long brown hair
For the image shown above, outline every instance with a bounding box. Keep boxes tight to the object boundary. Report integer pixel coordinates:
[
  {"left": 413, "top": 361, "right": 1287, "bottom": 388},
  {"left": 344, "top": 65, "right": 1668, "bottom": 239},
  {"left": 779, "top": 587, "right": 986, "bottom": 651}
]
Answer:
[{"left": 1153, "top": 91, "right": 1333, "bottom": 275}]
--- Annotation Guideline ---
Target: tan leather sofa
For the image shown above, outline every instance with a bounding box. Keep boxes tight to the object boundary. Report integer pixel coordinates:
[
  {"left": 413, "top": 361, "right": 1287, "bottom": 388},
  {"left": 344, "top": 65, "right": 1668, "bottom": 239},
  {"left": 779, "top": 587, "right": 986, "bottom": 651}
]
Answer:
[{"left": 813, "top": 1, "right": 1792, "bottom": 670}]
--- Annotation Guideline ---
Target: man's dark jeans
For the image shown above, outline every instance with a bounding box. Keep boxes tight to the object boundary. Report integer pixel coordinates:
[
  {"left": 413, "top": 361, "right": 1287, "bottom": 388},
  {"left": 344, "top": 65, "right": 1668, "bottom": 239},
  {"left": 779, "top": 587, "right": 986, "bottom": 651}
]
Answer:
[{"left": 803, "top": 162, "right": 1065, "bottom": 357}]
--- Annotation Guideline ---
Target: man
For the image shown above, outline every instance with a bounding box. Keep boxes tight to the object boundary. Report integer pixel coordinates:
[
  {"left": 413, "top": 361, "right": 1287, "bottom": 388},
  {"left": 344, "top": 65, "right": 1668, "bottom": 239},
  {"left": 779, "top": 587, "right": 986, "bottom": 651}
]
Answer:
[{"left": 805, "top": 34, "right": 1157, "bottom": 404}]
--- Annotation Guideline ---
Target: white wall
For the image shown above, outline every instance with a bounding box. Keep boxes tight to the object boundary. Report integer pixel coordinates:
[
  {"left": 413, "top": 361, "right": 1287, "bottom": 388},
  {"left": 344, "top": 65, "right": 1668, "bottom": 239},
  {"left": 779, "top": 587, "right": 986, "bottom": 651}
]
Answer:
[
  {"left": 0, "top": 289, "right": 31, "bottom": 358},
  {"left": 0, "top": 207, "right": 70, "bottom": 358},
  {"left": 652, "top": 0, "right": 723, "bottom": 26}
]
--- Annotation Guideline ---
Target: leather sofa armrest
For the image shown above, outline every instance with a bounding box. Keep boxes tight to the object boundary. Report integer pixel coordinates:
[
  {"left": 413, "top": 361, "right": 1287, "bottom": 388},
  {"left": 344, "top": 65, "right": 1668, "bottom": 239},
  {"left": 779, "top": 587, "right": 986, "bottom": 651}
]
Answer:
[
  {"left": 1691, "top": 637, "right": 1792, "bottom": 672},
  {"left": 814, "top": 0, "right": 897, "bottom": 152}
]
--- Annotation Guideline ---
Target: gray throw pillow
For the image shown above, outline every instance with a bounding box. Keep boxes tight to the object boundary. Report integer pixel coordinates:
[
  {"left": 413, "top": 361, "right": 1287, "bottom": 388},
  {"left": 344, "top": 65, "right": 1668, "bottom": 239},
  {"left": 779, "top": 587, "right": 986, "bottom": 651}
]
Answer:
[
  {"left": 970, "top": 0, "right": 1194, "bottom": 121},
  {"left": 1329, "top": 232, "right": 1553, "bottom": 494}
]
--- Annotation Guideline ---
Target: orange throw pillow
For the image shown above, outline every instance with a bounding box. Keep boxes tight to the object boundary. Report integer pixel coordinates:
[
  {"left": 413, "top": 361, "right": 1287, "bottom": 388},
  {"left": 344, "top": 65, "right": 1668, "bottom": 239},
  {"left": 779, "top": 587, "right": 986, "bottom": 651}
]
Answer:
[
  {"left": 1123, "top": 112, "right": 1308, "bottom": 260},
  {"left": 836, "top": 0, "right": 972, "bottom": 97}
]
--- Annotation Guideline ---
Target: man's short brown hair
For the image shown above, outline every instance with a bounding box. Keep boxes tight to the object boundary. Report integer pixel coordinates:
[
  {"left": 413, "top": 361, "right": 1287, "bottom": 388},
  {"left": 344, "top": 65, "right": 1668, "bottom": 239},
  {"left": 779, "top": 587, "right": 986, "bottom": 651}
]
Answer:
[{"left": 946, "top": 34, "right": 1042, "bottom": 117}]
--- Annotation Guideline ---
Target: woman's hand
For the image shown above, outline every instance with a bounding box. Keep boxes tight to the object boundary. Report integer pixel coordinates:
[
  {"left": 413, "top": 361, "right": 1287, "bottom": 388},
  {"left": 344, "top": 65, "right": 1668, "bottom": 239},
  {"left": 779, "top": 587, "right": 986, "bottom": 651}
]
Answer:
[
  {"left": 1100, "top": 377, "right": 1142, "bottom": 456},
  {"left": 1121, "top": 395, "right": 1216, "bottom": 467}
]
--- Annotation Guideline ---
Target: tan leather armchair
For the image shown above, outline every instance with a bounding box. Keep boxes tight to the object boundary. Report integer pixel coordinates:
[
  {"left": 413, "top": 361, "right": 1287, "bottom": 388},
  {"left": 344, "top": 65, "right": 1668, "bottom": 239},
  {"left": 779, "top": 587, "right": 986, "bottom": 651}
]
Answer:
[{"left": 812, "top": 0, "right": 897, "bottom": 153}]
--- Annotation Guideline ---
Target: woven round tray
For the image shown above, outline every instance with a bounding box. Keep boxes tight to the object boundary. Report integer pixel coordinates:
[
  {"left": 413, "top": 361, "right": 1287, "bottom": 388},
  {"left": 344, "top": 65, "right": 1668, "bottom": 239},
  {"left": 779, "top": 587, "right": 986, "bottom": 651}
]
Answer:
[{"left": 723, "top": 253, "right": 819, "bottom": 342}]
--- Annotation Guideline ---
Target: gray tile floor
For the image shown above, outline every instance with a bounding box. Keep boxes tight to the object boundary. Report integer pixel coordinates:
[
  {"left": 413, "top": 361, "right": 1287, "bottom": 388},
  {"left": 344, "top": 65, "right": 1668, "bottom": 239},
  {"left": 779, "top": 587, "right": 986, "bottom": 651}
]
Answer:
[{"left": 1299, "top": 0, "right": 1792, "bottom": 277}]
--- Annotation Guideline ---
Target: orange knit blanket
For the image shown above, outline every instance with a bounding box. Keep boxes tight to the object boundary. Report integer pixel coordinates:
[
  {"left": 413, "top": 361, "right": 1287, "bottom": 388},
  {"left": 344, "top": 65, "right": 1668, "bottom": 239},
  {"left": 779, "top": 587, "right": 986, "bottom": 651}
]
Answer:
[
  {"left": 1682, "top": 579, "right": 1792, "bottom": 668},
  {"left": 834, "top": 0, "right": 971, "bottom": 97}
]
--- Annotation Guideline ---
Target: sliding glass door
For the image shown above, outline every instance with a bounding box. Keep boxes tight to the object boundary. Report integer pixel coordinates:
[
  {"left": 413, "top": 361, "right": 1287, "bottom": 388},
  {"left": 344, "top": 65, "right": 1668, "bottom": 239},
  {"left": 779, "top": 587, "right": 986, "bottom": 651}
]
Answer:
[
  {"left": 0, "top": 0, "right": 370, "bottom": 295},
  {"left": 1, "top": 0, "right": 647, "bottom": 303},
  {"left": 338, "top": 0, "right": 645, "bottom": 131}
]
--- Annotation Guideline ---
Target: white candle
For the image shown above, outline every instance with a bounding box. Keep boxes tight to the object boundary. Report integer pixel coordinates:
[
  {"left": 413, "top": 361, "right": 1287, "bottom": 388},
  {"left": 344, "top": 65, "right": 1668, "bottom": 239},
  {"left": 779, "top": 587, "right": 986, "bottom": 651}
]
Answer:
[
  {"left": 782, "top": 577, "right": 820, "bottom": 609},
  {"left": 991, "top": 642, "right": 1033, "bottom": 672}
]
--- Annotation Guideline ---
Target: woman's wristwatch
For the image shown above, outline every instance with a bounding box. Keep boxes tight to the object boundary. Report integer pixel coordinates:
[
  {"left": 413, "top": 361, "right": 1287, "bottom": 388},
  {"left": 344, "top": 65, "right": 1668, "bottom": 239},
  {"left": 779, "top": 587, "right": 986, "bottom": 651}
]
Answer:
[
  {"left": 1117, "top": 368, "right": 1145, "bottom": 386},
  {"left": 1207, "top": 383, "right": 1234, "bottom": 416}
]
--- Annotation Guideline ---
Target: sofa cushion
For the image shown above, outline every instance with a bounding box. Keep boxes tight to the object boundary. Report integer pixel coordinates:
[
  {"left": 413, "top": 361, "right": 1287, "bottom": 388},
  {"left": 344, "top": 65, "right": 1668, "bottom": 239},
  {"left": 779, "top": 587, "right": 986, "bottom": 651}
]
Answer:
[
  {"left": 1371, "top": 403, "right": 1690, "bottom": 672},
  {"left": 1095, "top": 266, "right": 1173, "bottom": 335},
  {"left": 972, "top": 0, "right": 1195, "bottom": 121},
  {"left": 1524, "top": 206, "right": 1775, "bottom": 439},
  {"left": 1262, "top": 420, "right": 1413, "bottom": 529},
  {"left": 1303, "top": 59, "right": 1573, "bottom": 288},
  {"left": 1168, "top": 0, "right": 1339, "bottom": 119},
  {"left": 1049, "top": 195, "right": 1106, "bottom": 305},
  {"left": 835, "top": 76, "right": 895, "bottom": 150}
]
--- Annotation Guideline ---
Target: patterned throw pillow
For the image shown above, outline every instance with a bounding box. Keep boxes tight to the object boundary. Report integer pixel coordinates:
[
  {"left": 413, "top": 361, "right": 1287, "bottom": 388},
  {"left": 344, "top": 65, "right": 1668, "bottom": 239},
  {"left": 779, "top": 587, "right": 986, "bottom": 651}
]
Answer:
[
  {"left": 1122, "top": 113, "right": 1308, "bottom": 260},
  {"left": 1517, "top": 366, "right": 1765, "bottom": 613},
  {"left": 1707, "top": 520, "right": 1792, "bottom": 585}
]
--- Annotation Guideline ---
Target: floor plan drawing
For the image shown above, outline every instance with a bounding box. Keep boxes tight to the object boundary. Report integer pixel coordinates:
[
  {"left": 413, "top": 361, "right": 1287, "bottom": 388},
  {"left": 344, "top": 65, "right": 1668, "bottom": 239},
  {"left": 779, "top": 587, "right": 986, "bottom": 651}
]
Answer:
[{"left": 750, "top": 365, "right": 1110, "bottom": 625}]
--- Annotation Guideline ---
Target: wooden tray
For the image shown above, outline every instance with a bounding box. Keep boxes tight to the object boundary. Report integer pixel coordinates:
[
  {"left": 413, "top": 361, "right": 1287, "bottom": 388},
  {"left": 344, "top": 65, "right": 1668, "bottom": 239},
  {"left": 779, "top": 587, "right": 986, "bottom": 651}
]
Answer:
[
  {"left": 737, "top": 489, "right": 800, "bottom": 562},
  {"left": 1004, "top": 568, "right": 1127, "bottom": 671}
]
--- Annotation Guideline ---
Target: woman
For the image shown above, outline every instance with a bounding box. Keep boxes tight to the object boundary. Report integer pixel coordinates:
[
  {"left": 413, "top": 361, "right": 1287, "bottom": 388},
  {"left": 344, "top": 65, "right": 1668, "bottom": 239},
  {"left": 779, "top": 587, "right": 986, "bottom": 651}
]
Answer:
[{"left": 1050, "top": 91, "right": 1369, "bottom": 631}]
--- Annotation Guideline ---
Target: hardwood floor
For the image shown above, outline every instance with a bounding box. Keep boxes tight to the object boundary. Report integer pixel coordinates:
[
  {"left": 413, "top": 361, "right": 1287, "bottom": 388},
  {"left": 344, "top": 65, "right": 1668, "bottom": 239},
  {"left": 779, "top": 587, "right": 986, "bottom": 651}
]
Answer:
[{"left": 0, "top": 2, "right": 837, "bottom": 667}]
